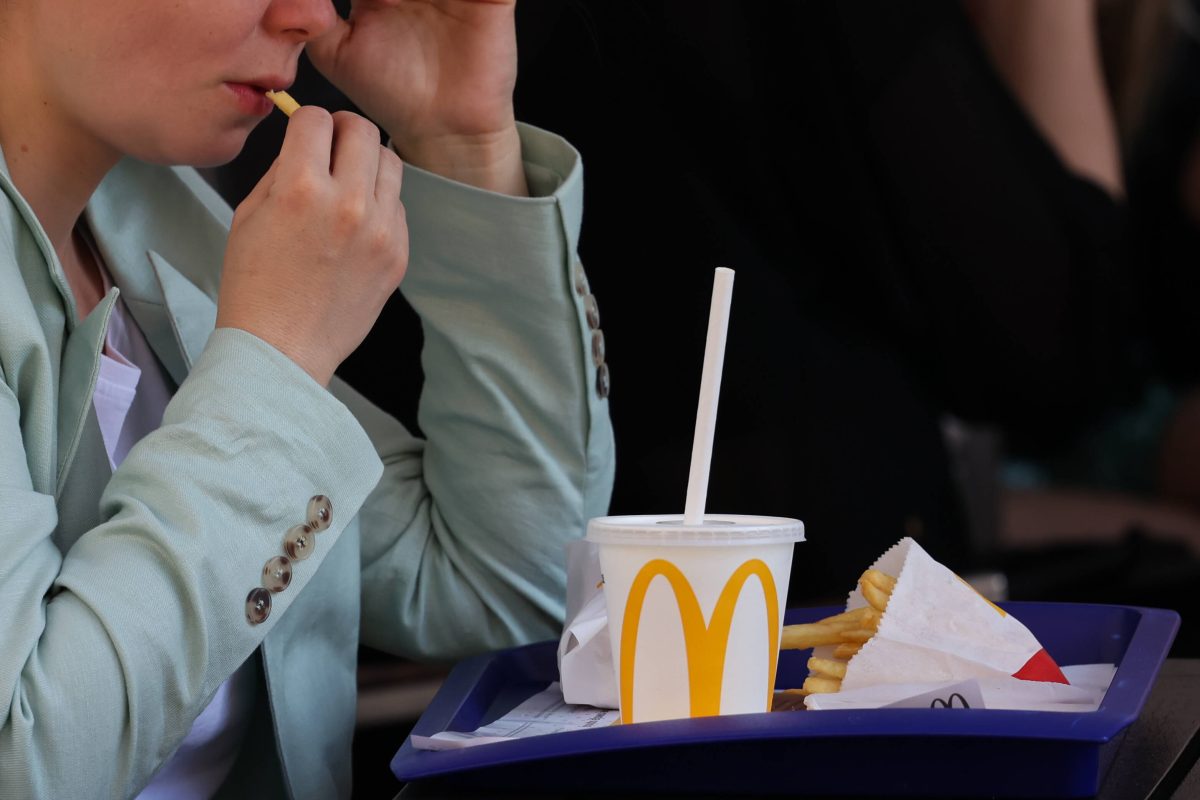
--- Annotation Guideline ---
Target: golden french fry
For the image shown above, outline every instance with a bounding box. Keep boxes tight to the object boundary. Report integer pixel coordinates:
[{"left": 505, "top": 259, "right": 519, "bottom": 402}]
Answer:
[
  {"left": 264, "top": 90, "right": 301, "bottom": 117},
  {"left": 815, "top": 606, "right": 874, "bottom": 627},
  {"left": 840, "top": 628, "right": 875, "bottom": 643},
  {"left": 807, "top": 657, "right": 848, "bottom": 680},
  {"left": 781, "top": 623, "right": 848, "bottom": 650},
  {"left": 802, "top": 676, "right": 842, "bottom": 694},
  {"left": 833, "top": 642, "right": 862, "bottom": 659},
  {"left": 817, "top": 611, "right": 876, "bottom": 633},
  {"left": 860, "top": 580, "right": 891, "bottom": 613},
  {"left": 862, "top": 568, "right": 897, "bottom": 594}
]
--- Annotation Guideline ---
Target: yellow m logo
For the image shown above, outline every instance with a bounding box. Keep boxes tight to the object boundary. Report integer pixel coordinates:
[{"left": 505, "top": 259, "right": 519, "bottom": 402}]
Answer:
[{"left": 618, "top": 558, "right": 780, "bottom": 724}]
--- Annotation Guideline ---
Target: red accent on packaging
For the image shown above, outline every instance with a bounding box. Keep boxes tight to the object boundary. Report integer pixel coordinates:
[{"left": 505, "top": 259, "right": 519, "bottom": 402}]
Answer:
[{"left": 1012, "top": 648, "right": 1069, "bottom": 684}]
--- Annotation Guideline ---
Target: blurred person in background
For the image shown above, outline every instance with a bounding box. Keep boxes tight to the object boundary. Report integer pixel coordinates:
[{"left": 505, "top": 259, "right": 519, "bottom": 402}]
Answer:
[{"left": 997, "top": 0, "right": 1200, "bottom": 643}]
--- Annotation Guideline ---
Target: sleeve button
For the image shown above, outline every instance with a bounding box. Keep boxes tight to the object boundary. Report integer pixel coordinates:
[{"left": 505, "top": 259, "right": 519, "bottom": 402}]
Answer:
[
  {"left": 573, "top": 261, "right": 589, "bottom": 297},
  {"left": 307, "top": 495, "right": 332, "bottom": 532},
  {"left": 591, "top": 330, "right": 606, "bottom": 365},
  {"left": 596, "top": 362, "right": 611, "bottom": 398},
  {"left": 584, "top": 294, "right": 600, "bottom": 330},
  {"left": 283, "top": 524, "right": 316, "bottom": 561},
  {"left": 261, "top": 555, "right": 293, "bottom": 593},
  {"left": 246, "top": 587, "right": 272, "bottom": 625}
]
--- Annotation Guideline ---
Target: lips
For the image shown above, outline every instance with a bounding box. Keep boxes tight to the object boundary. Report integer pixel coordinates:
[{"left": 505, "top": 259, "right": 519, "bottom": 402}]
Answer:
[
  {"left": 235, "top": 75, "right": 293, "bottom": 94},
  {"left": 223, "top": 73, "right": 293, "bottom": 116},
  {"left": 225, "top": 82, "right": 280, "bottom": 116}
]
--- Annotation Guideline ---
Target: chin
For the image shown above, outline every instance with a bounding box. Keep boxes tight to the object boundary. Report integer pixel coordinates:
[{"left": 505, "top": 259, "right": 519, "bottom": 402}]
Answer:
[
  {"left": 130, "top": 122, "right": 258, "bottom": 168},
  {"left": 178, "top": 133, "right": 255, "bottom": 169},
  {"left": 188, "top": 140, "right": 252, "bottom": 168}
]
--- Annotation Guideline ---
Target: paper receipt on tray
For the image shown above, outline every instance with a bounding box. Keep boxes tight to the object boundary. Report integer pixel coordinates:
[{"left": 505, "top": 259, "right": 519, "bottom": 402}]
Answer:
[{"left": 410, "top": 683, "right": 618, "bottom": 751}]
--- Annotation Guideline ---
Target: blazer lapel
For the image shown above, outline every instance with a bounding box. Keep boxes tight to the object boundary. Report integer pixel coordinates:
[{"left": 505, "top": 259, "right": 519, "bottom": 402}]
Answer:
[
  {"left": 53, "top": 245, "right": 218, "bottom": 545},
  {"left": 85, "top": 159, "right": 227, "bottom": 385},
  {"left": 54, "top": 406, "right": 112, "bottom": 550},
  {"left": 56, "top": 289, "right": 118, "bottom": 490},
  {"left": 75, "top": 238, "right": 215, "bottom": 389},
  {"left": 2, "top": 152, "right": 229, "bottom": 498},
  {"left": 147, "top": 250, "right": 217, "bottom": 371}
]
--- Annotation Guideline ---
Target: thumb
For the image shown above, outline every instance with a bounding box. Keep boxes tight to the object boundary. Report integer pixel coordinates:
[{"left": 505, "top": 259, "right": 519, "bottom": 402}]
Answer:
[{"left": 305, "top": 15, "right": 353, "bottom": 78}]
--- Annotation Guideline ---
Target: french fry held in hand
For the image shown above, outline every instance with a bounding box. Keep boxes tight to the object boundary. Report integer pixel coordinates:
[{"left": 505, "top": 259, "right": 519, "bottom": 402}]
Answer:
[{"left": 779, "top": 569, "right": 897, "bottom": 695}]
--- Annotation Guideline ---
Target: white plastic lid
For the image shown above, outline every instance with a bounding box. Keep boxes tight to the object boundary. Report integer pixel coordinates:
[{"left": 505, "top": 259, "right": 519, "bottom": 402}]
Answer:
[{"left": 586, "top": 514, "right": 804, "bottom": 547}]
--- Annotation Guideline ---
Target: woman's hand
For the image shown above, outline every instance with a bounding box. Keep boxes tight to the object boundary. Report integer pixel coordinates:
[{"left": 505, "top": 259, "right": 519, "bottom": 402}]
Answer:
[
  {"left": 216, "top": 107, "right": 408, "bottom": 386},
  {"left": 306, "top": 0, "right": 527, "bottom": 195}
]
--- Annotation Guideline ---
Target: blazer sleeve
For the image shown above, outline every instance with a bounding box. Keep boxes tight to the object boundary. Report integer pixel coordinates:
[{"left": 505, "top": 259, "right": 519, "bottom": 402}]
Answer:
[
  {"left": 341, "top": 123, "right": 615, "bottom": 660},
  {"left": 0, "top": 330, "right": 384, "bottom": 798}
]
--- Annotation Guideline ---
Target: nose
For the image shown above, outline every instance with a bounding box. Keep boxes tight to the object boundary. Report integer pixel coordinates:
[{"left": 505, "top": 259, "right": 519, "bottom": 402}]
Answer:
[{"left": 263, "top": 0, "right": 338, "bottom": 43}]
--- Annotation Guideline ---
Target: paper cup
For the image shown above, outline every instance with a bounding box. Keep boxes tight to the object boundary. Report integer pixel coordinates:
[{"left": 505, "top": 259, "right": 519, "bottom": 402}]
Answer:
[{"left": 587, "top": 514, "right": 804, "bottom": 724}]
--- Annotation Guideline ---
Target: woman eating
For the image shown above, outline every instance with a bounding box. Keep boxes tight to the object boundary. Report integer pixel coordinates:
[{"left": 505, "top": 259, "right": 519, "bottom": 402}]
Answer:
[{"left": 0, "top": 1, "right": 614, "bottom": 797}]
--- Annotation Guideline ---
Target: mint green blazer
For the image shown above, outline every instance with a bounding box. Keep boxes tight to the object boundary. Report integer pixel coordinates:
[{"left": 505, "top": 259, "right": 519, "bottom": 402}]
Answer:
[{"left": 0, "top": 124, "right": 614, "bottom": 799}]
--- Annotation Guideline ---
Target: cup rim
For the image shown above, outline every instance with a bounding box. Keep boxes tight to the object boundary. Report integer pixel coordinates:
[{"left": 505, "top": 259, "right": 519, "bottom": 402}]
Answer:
[{"left": 586, "top": 514, "right": 805, "bottom": 546}]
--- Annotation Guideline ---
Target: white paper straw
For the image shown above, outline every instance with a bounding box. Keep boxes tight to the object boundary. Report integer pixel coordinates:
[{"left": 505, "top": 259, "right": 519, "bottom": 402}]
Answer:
[{"left": 684, "top": 267, "right": 735, "bottom": 526}]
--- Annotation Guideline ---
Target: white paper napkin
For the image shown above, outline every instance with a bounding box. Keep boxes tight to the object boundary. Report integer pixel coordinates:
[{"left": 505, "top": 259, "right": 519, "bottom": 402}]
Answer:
[{"left": 557, "top": 540, "right": 619, "bottom": 709}]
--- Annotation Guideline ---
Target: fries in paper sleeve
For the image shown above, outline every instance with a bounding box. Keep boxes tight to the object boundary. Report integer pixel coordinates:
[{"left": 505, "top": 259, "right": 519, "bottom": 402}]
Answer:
[{"left": 781, "top": 537, "right": 1068, "bottom": 703}]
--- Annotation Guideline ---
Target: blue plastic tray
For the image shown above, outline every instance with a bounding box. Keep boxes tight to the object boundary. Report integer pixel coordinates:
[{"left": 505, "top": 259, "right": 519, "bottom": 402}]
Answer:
[{"left": 391, "top": 602, "right": 1179, "bottom": 797}]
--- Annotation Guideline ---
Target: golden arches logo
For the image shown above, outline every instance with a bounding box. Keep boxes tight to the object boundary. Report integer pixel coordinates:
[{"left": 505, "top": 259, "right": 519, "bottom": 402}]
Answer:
[{"left": 618, "top": 558, "right": 780, "bottom": 724}]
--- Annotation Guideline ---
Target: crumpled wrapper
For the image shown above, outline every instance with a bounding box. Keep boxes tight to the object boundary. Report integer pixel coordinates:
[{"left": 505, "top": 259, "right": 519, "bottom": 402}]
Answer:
[
  {"left": 556, "top": 540, "right": 618, "bottom": 709},
  {"left": 805, "top": 537, "right": 1072, "bottom": 710}
]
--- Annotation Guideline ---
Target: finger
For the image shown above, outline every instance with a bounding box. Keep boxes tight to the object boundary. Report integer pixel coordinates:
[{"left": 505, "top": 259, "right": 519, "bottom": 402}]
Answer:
[
  {"left": 375, "top": 145, "right": 404, "bottom": 203},
  {"left": 305, "top": 15, "right": 352, "bottom": 77},
  {"left": 330, "top": 111, "right": 381, "bottom": 194},
  {"left": 276, "top": 106, "right": 335, "bottom": 181}
]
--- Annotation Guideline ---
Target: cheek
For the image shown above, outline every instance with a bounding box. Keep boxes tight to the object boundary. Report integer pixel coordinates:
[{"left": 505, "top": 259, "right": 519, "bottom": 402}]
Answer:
[
  {"left": 83, "top": 8, "right": 255, "bottom": 102},
  {"left": 46, "top": 2, "right": 271, "bottom": 165},
  {"left": 77, "top": 42, "right": 265, "bottom": 164},
  {"left": 88, "top": 94, "right": 259, "bottom": 167}
]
